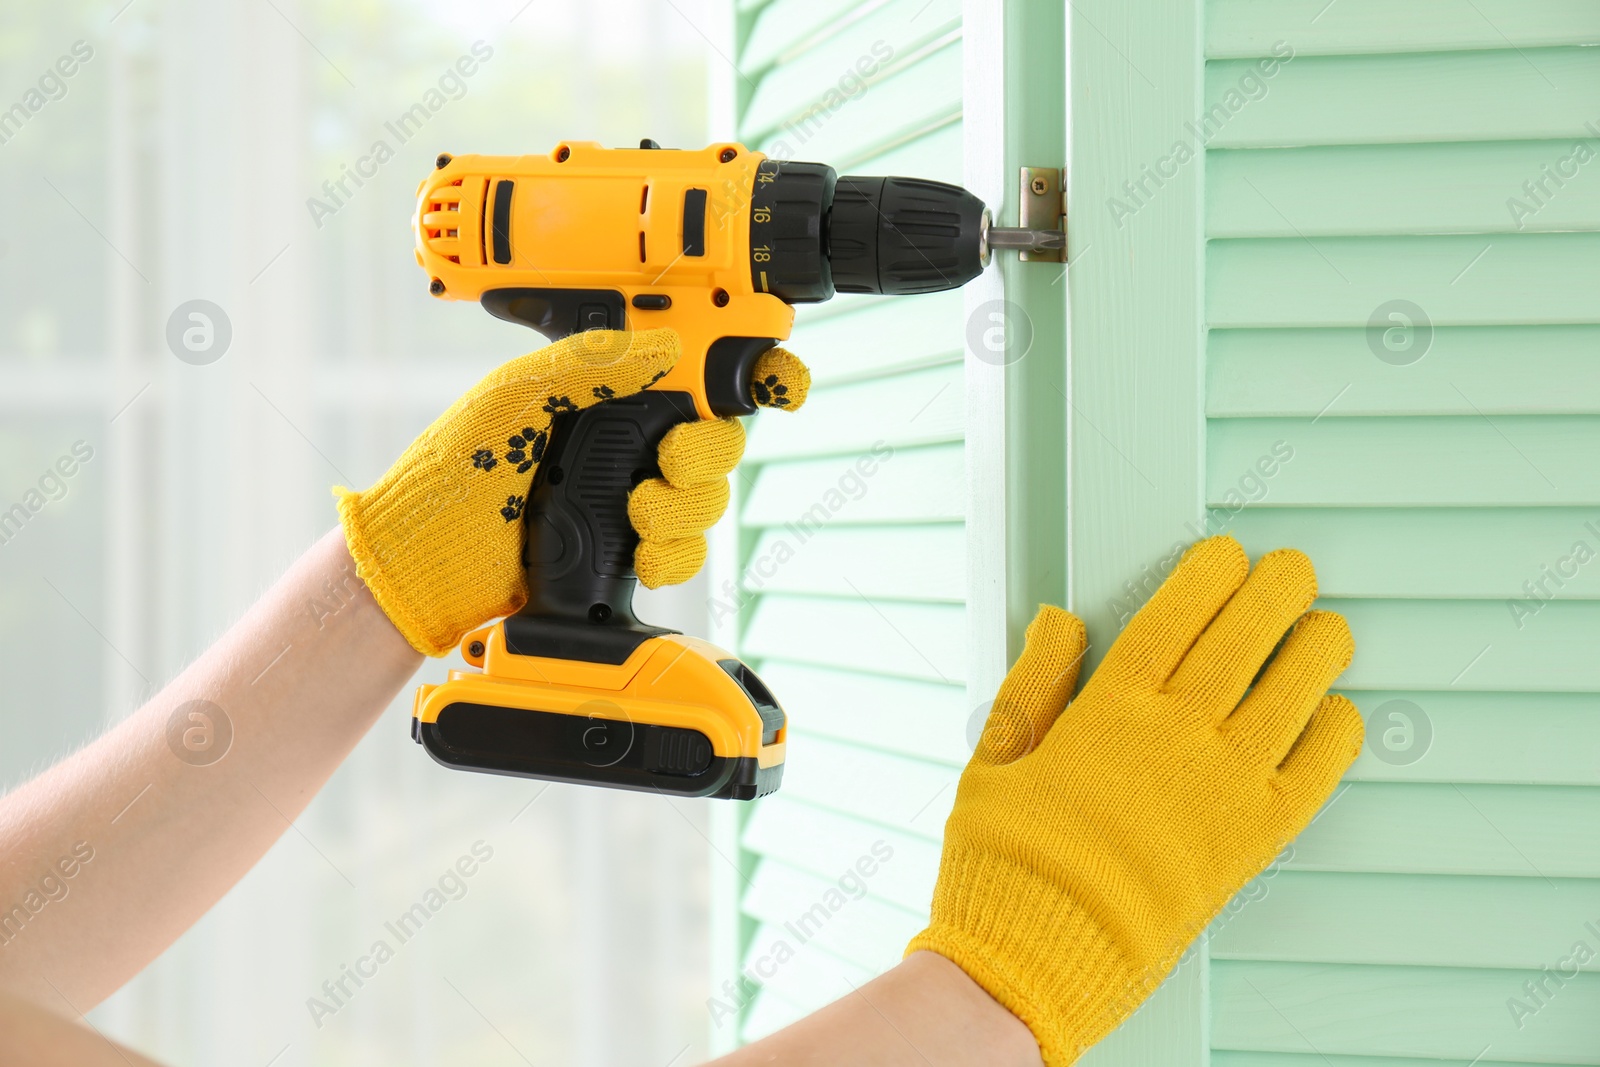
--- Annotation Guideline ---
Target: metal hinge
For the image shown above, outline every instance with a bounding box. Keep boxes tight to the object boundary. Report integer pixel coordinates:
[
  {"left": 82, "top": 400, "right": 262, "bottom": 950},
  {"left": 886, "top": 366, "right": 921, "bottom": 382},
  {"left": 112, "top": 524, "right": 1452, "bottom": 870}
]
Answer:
[{"left": 979, "top": 167, "right": 1067, "bottom": 263}]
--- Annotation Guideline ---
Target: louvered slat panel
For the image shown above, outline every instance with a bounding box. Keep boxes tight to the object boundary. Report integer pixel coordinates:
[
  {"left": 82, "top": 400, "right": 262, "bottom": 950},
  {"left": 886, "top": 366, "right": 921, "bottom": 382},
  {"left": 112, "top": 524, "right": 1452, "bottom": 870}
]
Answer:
[
  {"left": 1198, "top": 6, "right": 1600, "bottom": 1062},
  {"left": 749, "top": 661, "right": 969, "bottom": 765},
  {"left": 774, "top": 731, "right": 958, "bottom": 839},
  {"left": 1208, "top": 416, "right": 1600, "bottom": 506},
  {"left": 1206, "top": 0, "right": 1600, "bottom": 59},
  {"left": 744, "top": 361, "right": 963, "bottom": 460},
  {"left": 724, "top": 0, "right": 967, "bottom": 1036},
  {"left": 743, "top": 595, "right": 965, "bottom": 683},
  {"left": 1286, "top": 782, "right": 1600, "bottom": 877},
  {"left": 1209, "top": 327, "right": 1600, "bottom": 417},
  {"left": 1206, "top": 49, "right": 1600, "bottom": 148},
  {"left": 740, "top": 796, "right": 940, "bottom": 913},
  {"left": 743, "top": 525, "right": 964, "bottom": 601},
  {"left": 1211, "top": 961, "right": 1600, "bottom": 1062},
  {"left": 1209, "top": 234, "right": 1600, "bottom": 328},
  {"left": 1209, "top": 870, "right": 1600, "bottom": 969},
  {"left": 740, "top": 442, "right": 963, "bottom": 526},
  {"left": 1209, "top": 143, "right": 1600, "bottom": 238},
  {"left": 741, "top": 857, "right": 924, "bottom": 971},
  {"left": 1230, "top": 508, "right": 1600, "bottom": 600}
]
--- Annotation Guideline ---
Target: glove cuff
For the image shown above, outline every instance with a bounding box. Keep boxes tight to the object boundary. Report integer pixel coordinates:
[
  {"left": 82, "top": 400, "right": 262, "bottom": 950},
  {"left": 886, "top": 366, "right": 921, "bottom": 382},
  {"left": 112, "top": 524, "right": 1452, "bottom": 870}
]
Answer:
[{"left": 905, "top": 846, "right": 1153, "bottom": 1067}]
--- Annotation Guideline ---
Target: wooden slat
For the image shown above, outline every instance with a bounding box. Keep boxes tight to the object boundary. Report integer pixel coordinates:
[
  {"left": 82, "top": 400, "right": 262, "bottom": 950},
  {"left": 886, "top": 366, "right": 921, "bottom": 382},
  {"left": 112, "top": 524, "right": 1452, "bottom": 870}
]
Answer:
[
  {"left": 1208, "top": 416, "right": 1600, "bottom": 507},
  {"left": 751, "top": 660, "right": 971, "bottom": 766},
  {"left": 743, "top": 0, "right": 958, "bottom": 112},
  {"left": 742, "top": 24, "right": 960, "bottom": 144},
  {"left": 776, "top": 731, "right": 958, "bottom": 839},
  {"left": 789, "top": 288, "right": 964, "bottom": 388},
  {"left": 741, "top": 0, "right": 887, "bottom": 71},
  {"left": 1208, "top": 326, "right": 1600, "bottom": 417},
  {"left": 741, "top": 442, "right": 963, "bottom": 526},
  {"left": 1328, "top": 597, "right": 1600, "bottom": 692},
  {"left": 1339, "top": 690, "right": 1600, "bottom": 787},
  {"left": 745, "top": 39, "right": 962, "bottom": 167},
  {"left": 741, "top": 857, "right": 923, "bottom": 972},
  {"left": 1208, "top": 142, "right": 1600, "bottom": 238},
  {"left": 740, "top": 795, "right": 940, "bottom": 913},
  {"left": 1209, "top": 870, "right": 1600, "bottom": 970},
  {"left": 827, "top": 115, "right": 963, "bottom": 182},
  {"left": 745, "top": 362, "right": 962, "bottom": 460},
  {"left": 1206, "top": 0, "right": 1600, "bottom": 58},
  {"left": 1288, "top": 781, "right": 1600, "bottom": 878},
  {"left": 739, "top": 986, "right": 809, "bottom": 1043},
  {"left": 1230, "top": 507, "right": 1600, "bottom": 601},
  {"left": 1208, "top": 234, "right": 1600, "bottom": 328},
  {"left": 1214, "top": 1055, "right": 1528, "bottom": 1067},
  {"left": 742, "top": 524, "right": 965, "bottom": 602},
  {"left": 739, "top": 920, "right": 871, "bottom": 1013},
  {"left": 744, "top": 594, "right": 966, "bottom": 683},
  {"left": 1212, "top": 960, "right": 1600, "bottom": 1062},
  {"left": 1206, "top": 48, "right": 1600, "bottom": 149}
]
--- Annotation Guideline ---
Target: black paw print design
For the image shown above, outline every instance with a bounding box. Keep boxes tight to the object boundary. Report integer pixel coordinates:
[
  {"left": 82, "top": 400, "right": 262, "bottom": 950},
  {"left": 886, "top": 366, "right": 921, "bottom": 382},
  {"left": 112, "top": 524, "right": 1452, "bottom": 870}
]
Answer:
[
  {"left": 646, "top": 369, "right": 668, "bottom": 387},
  {"left": 543, "top": 395, "right": 578, "bottom": 416},
  {"left": 752, "top": 374, "right": 790, "bottom": 407},
  {"left": 593, "top": 384, "right": 615, "bottom": 400},
  {"left": 471, "top": 448, "right": 498, "bottom": 472},
  {"left": 501, "top": 495, "right": 525, "bottom": 522},
  {"left": 504, "top": 427, "right": 548, "bottom": 474}
]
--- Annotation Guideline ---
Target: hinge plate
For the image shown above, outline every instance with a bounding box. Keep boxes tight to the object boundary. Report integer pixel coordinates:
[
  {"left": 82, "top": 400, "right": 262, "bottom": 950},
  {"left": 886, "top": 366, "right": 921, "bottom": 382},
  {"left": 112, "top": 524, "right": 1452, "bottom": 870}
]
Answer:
[{"left": 1019, "top": 167, "right": 1066, "bottom": 263}]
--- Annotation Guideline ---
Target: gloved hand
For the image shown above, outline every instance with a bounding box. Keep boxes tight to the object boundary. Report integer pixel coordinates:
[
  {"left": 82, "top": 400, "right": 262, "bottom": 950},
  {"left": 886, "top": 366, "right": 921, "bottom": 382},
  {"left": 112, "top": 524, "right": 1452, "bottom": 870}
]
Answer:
[
  {"left": 907, "top": 535, "right": 1361, "bottom": 1065},
  {"left": 335, "top": 329, "right": 809, "bottom": 656}
]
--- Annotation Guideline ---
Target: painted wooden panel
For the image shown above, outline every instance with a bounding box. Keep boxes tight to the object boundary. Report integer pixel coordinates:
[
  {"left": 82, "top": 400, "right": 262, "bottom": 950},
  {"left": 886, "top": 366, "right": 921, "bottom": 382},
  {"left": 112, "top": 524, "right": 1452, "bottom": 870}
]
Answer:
[
  {"left": 1286, "top": 781, "right": 1600, "bottom": 877},
  {"left": 743, "top": 361, "right": 962, "bottom": 460},
  {"left": 750, "top": 660, "right": 970, "bottom": 766},
  {"left": 1208, "top": 327, "right": 1600, "bottom": 417},
  {"left": 743, "top": 524, "right": 965, "bottom": 601},
  {"left": 1208, "top": 416, "right": 1600, "bottom": 506},
  {"left": 1211, "top": 960, "right": 1600, "bottom": 1061},
  {"left": 741, "top": 857, "right": 924, "bottom": 971},
  {"left": 1213, "top": 1055, "right": 1528, "bottom": 1067},
  {"left": 740, "top": 795, "right": 941, "bottom": 913},
  {"left": 775, "top": 731, "right": 958, "bottom": 839},
  {"left": 787, "top": 289, "right": 963, "bottom": 388},
  {"left": 740, "top": 442, "right": 964, "bottom": 527},
  {"left": 1209, "top": 870, "right": 1600, "bottom": 969},
  {"left": 1209, "top": 234, "right": 1600, "bottom": 328},
  {"left": 741, "top": 0, "right": 958, "bottom": 134},
  {"left": 738, "top": 920, "right": 871, "bottom": 1012},
  {"left": 1207, "top": 49, "right": 1600, "bottom": 148},
  {"left": 742, "top": 40, "right": 962, "bottom": 165},
  {"left": 1207, "top": 0, "right": 1600, "bottom": 58},
  {"left": 1209, "top": 143, "right": 1600, "bottom": 238},
  {"left": 739, "top": 987, "right": 808, "bottom": 1042},
  {"left": 1229, "top": 508, "right": 1600, "bottom": 601},
  {"left": 743, "top": 595, "right": 966, "bottom": 683}
]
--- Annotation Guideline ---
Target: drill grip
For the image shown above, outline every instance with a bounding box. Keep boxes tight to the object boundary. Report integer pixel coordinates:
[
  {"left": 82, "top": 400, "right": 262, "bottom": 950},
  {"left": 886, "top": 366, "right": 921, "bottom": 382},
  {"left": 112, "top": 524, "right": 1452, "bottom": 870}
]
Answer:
[{"left": 514, "top": 390, "right": 698, "bottom": 660}]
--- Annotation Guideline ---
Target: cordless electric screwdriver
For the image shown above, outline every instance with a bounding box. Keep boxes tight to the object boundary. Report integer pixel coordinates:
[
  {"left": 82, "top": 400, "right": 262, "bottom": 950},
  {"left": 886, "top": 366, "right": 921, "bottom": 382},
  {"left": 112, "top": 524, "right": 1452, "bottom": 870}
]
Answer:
[{"left": 408, "top": 139, "right": 1060, "bottom": 800}]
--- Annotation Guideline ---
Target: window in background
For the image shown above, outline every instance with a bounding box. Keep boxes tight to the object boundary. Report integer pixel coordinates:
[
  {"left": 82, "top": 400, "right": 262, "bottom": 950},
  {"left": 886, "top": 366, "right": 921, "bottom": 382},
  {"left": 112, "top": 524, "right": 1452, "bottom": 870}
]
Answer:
[{"left": 0, "top": 0, "right": 732, "bottom": 1064}]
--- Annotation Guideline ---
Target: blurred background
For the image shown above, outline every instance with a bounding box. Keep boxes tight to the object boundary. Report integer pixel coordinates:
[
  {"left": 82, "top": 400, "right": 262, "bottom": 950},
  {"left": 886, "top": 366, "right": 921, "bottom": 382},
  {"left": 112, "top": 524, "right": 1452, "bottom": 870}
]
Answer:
[{"left": 0, "top": 0, "right": 729, "bottom": 1063}]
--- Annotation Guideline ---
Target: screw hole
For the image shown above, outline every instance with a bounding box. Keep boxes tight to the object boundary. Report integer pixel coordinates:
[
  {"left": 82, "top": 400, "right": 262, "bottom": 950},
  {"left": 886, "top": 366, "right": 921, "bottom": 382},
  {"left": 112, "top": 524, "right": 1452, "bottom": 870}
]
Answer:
[
  {"left": 719, "top": 147, "right": 737, "bottom": 163},
  {"left": 436, "top": 153, "right": 453, "bottom": 169},
  {"left": 588, "top": 603, "right": 612, "bottom": 624},
  {"left": 547, "top": 466, "right": 564, "bottom": 485},
  {"left": 556, "top": 145, "right": 571, "bottom": 162},
  {"left": 429, "top": 278, "right": 445, "bottom": 296},
  {"left": 468, "top": 641, "right": 485, "bottom": 657},
  {"left": 713, "top": 289, "right": 730, "bottom": 307},
  {"left": 630, "top": 468, "right": 651, "bottom": 486}
]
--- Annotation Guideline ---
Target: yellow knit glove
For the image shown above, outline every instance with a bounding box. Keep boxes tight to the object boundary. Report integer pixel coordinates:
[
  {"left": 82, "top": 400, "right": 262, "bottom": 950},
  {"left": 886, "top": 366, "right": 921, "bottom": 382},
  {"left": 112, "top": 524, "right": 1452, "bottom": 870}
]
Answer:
[
  {"left": 907, "top": 536, "right": 1362, "bottom": 1065},
  {"left": 335, "top": 330, "right": 809, "bottom": 656}
]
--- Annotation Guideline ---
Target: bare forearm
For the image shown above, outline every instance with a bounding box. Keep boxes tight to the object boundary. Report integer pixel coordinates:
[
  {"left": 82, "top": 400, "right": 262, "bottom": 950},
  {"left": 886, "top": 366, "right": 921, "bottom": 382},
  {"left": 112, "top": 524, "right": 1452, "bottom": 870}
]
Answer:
[
  {"left": 708, "top": 951, "right": 1042, "bottom": 1067},
  {"left": 0, "top": 528, "right": 422, "bottom": 1010}
]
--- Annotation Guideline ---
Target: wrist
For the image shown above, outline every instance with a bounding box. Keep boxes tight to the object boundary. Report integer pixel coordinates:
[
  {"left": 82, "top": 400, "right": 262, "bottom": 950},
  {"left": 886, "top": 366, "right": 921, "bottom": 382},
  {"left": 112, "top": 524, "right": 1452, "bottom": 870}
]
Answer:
[{"left": 899, "top": 950, "right": 1043, "bottom": 1066}]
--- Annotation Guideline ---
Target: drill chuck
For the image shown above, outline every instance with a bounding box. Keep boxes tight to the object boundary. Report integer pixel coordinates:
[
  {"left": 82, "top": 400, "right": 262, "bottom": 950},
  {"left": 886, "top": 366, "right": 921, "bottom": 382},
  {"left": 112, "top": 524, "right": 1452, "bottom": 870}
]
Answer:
[{"left": 748, "top": 159, "right": 988, "bottom": 302}]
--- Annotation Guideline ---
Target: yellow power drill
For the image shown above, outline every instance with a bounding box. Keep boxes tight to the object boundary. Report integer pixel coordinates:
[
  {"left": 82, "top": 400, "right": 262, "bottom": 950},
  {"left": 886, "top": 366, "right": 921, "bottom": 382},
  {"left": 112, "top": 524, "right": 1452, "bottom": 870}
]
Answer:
[{"left": 408, "top": 139, "right": 1060, "bottom": 800}]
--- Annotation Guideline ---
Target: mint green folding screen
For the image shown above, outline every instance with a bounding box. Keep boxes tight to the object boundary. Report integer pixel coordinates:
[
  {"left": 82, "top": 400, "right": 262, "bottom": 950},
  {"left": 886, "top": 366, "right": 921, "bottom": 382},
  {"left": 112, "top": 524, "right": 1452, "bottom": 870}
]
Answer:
[{"left": 714, "top": 0, "right": 1600, "bottom": 1061}]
